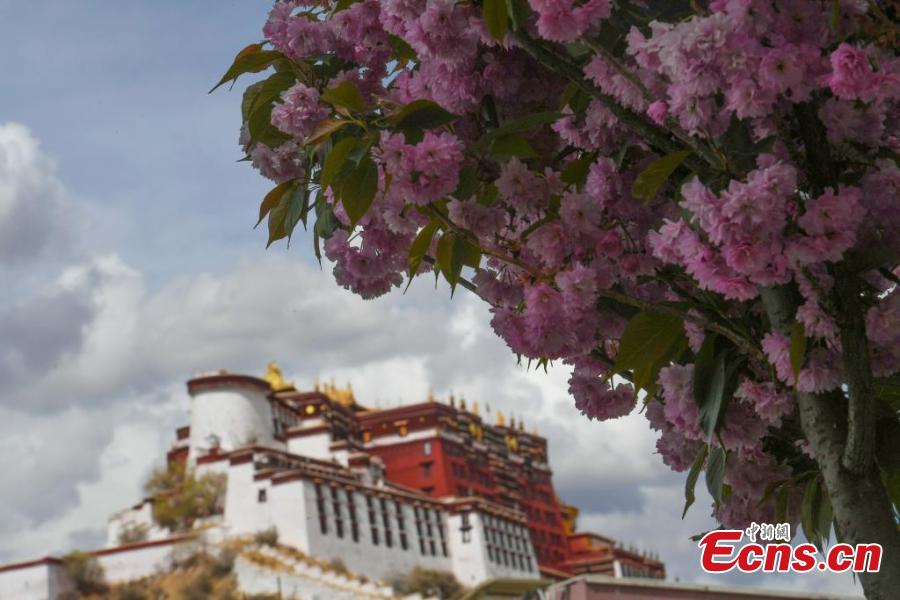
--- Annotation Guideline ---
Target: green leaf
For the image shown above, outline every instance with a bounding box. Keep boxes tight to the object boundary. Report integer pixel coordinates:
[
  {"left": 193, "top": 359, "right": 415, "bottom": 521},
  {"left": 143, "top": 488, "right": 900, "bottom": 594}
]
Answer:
[
  {"left": 321, "top": 81, "right": 366, "bottom": 115},
  {"left": 700, "top": 353, "right": 727, "bottom": 440},
  {"left": 320, "top": 137, "right": 360, "bottom": 192},
  {"left": 830, "top": 0, "right": 841, "bottom": 35},
  {"left": 692, "top": 333, "right": 719, "bottom": 410},
  {"left": 790, "top": 320, "right": 807, "bottom": 383},
  {"left": 705, "top": 446, "right": 727, "bottom": 504},
  {"left": 477, "top": 184, "right": 499, "bottom": 207},
  {"left": 490, "top": 134, "right": 537, "bottom": 159},
  {"left": 314, "top": 198, "right": 340, "bottom": 240},
  {"left": 340, "top": 155, "right": 378, "bottom": 226},
  {"left": 256, "top": 180, "right": 294, "bottom": 228},
  {"left": 305, "top": 118, "right": 351, "bottom": 146},
  {"left": 683, "top": 445, "right": 709, "bottom": 519},
  {"left": 633, "top": 335, "right": 687, "bottom": 398},
  {"left": 775, "top": 483, "right": 792, "bottom": 524},
  {"left": 388, "top": 99, "right": 458, "bottom": 131},
  {"left": 210, "top": 45, "right": 282, "bottom": 93},
  {"left": 561, "top": 154, "right": 594, "bottom": 189},
  {"left": 475, "top": 112, "right": 562, "bottom": 151},
  {"left": 246, "top": 71, "right": 297, "bottom": 148},
  {"left": 283, "top": 183, "right": 310, "bottom": 240},
  {"left": 267, "top": 185, "right": 294, "bottom": 248},
  {"left": 435, "top": 232, "right": 466, "bottom": 294},
  {"left": 801, "top": 477, "right": 821, "bottom": 548},
  {"left": 483, "top": 0, "right": 508, "bottom": 42},
  {"left": 817, "top": 481, "right": 833, "bottom": 545},
  {"left": 408, "top": 220, "right": 440, "bottom": 277},
  {"left": 453, "top": 167, "right": 479, "bottom": 201},
  {"left": 506, "top": 0, "right": 530, "bottom": 30},
  {"left": 613, "top": 311, "right": 685, "bottom": 392},
  {"left": 460, "top": 238, "right": 482, "bottom": 269},
  {"left": 334, "top": 0, "right": 362, "bottom": 12},
  {"left": 631, "top": 150, "right": 692, "bottom": 205},
  {"left": 388, "top": 34, "right": 417, "bottom": 64}
]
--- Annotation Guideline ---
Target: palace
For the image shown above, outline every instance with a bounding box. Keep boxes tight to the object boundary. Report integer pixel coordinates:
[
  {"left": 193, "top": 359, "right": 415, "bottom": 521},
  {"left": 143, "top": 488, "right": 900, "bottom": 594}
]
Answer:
[
  {"left": 0, "top": 364, "right": 664, "bottom": 598},
  {"left": 140, "top": 364, "right": 664, "bottom": 583}
]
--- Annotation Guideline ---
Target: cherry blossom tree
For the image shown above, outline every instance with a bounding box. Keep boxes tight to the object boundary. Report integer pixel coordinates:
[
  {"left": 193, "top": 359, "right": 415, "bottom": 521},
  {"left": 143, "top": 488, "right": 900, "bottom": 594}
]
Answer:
[{"left": 214, "top": 1, "right": 900, "bottom": 595}]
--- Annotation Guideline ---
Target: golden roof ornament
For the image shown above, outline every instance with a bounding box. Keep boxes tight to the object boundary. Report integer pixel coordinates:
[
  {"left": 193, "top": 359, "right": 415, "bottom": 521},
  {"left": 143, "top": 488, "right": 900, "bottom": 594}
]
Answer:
[
  {"left": 496, "top": 411, "right": 505, "bottom": 427},
  {"left": 471, "top": 401, "right": 479, "bottom": 416},
  {"left": 460, "top": 397, "right": 467, "bottom": 411},
  {"left": 324, "top": 380, "right": 358, "bottom": 407},
  {"left": 263, "top": 361, "right": 294, "bottom": 392}
]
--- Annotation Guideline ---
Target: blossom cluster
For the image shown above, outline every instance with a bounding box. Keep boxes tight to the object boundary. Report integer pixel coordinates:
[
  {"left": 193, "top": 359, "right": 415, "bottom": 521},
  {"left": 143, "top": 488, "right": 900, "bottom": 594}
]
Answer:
[{"left": 234, "top": 0, "right": 900, "bottom": 529}]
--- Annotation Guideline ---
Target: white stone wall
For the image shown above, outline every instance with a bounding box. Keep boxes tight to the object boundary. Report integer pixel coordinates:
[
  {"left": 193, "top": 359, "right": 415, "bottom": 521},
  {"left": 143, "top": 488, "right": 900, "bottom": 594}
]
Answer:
[
  {"left": 286, "top": 430, "right": 333, "bottom": 462},
  {"left": 0, "top": 562, "right": 71, "bottom": 600},
  {"left": 188, "top": 386, "right": 280, "bottom": 464},
  {"left": 96, "top": 538, "right": 199, "bottom": 584},
  {"left": 106, "top": 501, "right": 169, "bottom": 547},
  {"left": 274, "top": 480, "right": 454, "bottom": 583},
  {"left": 223, "top": 460, "right": 266, "bottom": 536}
]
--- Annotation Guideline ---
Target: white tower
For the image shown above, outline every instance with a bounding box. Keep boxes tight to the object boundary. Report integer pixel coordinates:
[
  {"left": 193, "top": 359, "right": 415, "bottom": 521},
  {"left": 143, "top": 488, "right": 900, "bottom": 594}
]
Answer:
[{"left": 186, "top": 372, "right": 277, "bottom": 465}]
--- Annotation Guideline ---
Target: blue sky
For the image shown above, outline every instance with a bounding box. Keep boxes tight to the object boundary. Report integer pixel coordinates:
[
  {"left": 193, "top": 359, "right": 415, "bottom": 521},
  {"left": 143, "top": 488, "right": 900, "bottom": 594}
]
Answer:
[{"left": 0, "top": 1, "right": 860, "bottom": 595}]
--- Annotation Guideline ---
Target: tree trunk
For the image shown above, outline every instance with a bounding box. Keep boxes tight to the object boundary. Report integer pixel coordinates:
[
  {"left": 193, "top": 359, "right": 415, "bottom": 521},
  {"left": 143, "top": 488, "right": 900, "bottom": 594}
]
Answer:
[
  {"left": 762, "top": 287, "right": 900, "bottom": 599},
  {"left": 797, "top": 391, "right": 900, "bottom": 599}
]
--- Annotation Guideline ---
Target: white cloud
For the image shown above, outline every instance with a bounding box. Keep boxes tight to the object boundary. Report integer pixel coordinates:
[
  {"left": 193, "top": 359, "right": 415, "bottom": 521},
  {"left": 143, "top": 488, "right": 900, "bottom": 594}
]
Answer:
[{"left": 0, "top": 122, "right": 75, "bottom": 267}]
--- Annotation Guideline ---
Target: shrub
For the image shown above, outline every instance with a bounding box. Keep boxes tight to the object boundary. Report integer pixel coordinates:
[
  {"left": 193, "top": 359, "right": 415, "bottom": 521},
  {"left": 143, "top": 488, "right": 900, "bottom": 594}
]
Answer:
[
  {"left": 326, "top": 557, "right": 351, "bottom": 577},
  {"left": 117, "top": 522, "right": 150, "bottom": 545},
  {"left": 391, "top": 567, "right": 464, "bottom": 599},
  {"left": 254, "top": 527, "right": 279, "bottom": 547},
  {"left": 61, "top": 551, "right": 107, "bottom": 597},
  {"left": 144, "top": 461, "right": 226, "bottom": 532}
]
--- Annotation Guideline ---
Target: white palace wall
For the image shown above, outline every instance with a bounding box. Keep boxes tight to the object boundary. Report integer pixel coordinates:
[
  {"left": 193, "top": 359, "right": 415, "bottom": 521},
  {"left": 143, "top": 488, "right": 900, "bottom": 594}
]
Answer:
[{"left": 188, "top": 385, "right": 279, "bottom": 464}]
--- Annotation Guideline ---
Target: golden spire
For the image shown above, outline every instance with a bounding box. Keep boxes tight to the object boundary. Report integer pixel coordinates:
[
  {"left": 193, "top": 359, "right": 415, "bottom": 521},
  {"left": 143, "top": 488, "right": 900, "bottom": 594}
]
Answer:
[
  {"left": 449, "top": 394, "right": 456, "bottom": 408},
  {"left": 460, "top": 397, "right": 467, "bottom": 411},
  {"left": 518, "top": 419, "right": 525, "bottom": 432},
  {"left": 510, "top": 416, "right": 516, "bottom": 429},
  {"left": 314, "top": 376, "right": 320, "bottom": 392},
  {"left": 263, "top": 361, "right": 294, "bottom": 392},
  {"left": 471, "top": 401, "right": 479, "bottom": 416},
  {"left": 496, "top": 411, "right": 505, "bottom": 427},
  {"left": 427, "top": 388, "right": 435, "bottom": 402}
]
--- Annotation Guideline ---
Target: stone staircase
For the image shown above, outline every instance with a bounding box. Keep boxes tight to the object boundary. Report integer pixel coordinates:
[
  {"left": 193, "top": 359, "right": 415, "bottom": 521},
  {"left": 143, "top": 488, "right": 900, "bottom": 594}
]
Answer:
[{"left": 235, "top": 544, "right": 397, "bottom": 599}]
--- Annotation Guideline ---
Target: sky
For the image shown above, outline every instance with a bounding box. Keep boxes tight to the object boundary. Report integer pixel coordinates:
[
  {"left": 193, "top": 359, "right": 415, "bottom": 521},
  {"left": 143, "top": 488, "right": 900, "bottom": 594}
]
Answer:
[{"left": 0, "top": 1, "right": 861, "bottom": 596}]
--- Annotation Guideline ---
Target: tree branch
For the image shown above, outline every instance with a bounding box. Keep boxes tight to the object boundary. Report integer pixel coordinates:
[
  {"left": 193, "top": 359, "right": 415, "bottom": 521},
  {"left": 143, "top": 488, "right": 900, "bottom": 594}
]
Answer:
[{"left": 596, "top": 288, "right": 767, "bottom": 367}]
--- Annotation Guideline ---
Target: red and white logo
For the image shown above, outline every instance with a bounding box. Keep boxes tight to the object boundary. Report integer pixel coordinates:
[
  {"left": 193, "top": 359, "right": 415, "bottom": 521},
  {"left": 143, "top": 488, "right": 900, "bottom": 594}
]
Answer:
[{"left": 698, "top": 525, "right": 882, "bottom": 574}]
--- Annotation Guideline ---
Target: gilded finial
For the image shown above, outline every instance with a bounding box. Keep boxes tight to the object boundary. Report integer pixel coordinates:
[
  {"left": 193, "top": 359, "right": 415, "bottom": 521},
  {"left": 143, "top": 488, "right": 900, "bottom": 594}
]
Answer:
[
  {"left": 449, "top": 394, "right": 456, "bottom": 408},
  {"left": 427, "top": 388, "right": 435, "bottom": 402},
  {"left": 496, "top": 411, "right": 505, "bottom": 427},
  {"left": 510, "top": 416, "right": 516, "bottom": 429},
  {"left": 460, "top": 398, "right": 467, "bottom": 411},
  {"left": 263, "top": 361, "right": 294, "bottom": 392},
  {"left": 314, "top": 376, "right": 320, "bottom": 392},
  {"left": 518, "top": 419, "right": 525, "bottom": 432},
  {"left": 471, "top": 401, "right": 479, "bottom": 416}
]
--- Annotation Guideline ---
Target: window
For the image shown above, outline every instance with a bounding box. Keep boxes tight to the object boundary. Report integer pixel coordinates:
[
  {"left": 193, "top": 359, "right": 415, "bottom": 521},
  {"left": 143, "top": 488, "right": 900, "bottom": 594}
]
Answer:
[
  {"left": 380, "top": 498, "right": 393, "bottom": 548},
  {"left": 315, "top": 484, "right": 328, "bottom": 535},
  {"left": 437, "top": 514, "right": 447, "bottom": 556},
  {"left": 366, "top": 495, "right": 379, "bottom": 545},
  {"left": 414, "top": 507, "right": 426, "bottom": 554},
  {"left": 396, "top": 501, "right": 409, "bottom": 550},
  {"left": 331, "top": 486, "right": 343, "bottom": 539},
  {"left": 423, "top": 441, "right": 432, "bottom": 455},
  {"left": 257, "top": 489, "right": 267, "bottom": 503},
  {"left": 420, "top": 462, "right": 432, "bottom": 478},
  {"left": 421, "top": 486, "right": 434, "bottom": 495},
  {"left": 347, "top": 490, "right": 359, "bottom": 543},
  {"left": 461, "top": 513, "right": 472, "bottom": 544}
]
